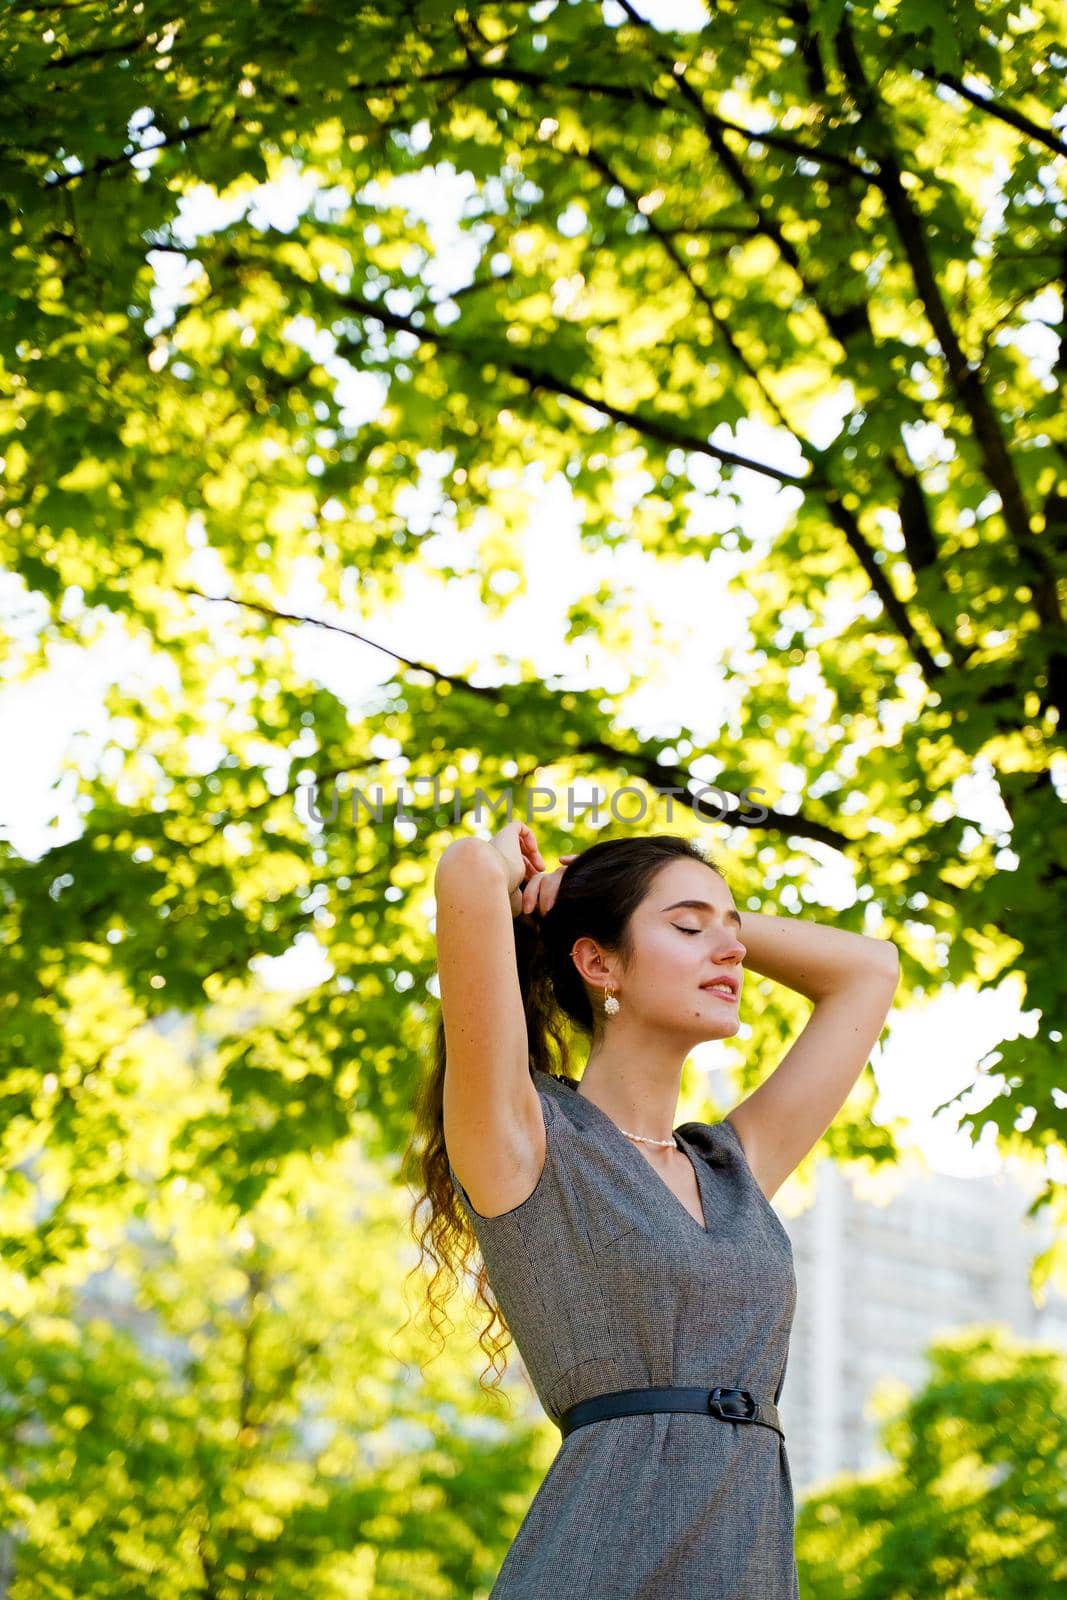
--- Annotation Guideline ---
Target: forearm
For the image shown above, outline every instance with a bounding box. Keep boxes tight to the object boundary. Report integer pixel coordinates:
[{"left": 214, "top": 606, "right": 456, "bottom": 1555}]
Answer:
[{"left": 739, "top": 910, "right": 899, "bottom": 1003}]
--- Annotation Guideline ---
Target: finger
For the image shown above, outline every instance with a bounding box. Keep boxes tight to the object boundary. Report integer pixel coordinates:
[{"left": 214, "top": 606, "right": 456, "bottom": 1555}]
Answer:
[{"left": 520, "top": 828, "right": 544, "bottom": 870}]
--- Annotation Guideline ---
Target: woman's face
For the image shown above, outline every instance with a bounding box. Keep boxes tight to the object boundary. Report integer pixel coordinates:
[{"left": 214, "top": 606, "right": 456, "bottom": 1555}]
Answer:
[{"left": 619, "top": 857, "right": 747, "bottom": 1042}]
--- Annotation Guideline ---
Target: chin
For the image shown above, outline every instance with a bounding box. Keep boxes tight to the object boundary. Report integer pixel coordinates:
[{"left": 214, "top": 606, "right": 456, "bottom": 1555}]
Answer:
[
  {"left": 690, "top": 1022, "right": 737, "bottom": 1046},
  {"left": 709, "top": 1016, "right": 741, "bottom": 1041}
]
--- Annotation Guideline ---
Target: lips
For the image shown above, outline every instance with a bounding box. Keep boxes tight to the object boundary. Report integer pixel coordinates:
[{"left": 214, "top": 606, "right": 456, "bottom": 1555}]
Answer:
[{"left": 700, "top": 975, "right": 740, "bottom": 1000}]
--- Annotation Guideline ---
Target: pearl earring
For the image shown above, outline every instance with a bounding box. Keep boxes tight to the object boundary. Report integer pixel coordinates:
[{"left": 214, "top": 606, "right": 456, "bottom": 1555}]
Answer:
[{"left": 603, "top": 987, "right": 620, "bottom": 1017}]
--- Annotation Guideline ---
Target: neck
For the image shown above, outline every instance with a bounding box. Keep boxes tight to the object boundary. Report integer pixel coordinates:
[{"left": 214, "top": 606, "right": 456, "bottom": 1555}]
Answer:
[{"left": 577, "top": 1028, "right": 690, "bottom": 1145}]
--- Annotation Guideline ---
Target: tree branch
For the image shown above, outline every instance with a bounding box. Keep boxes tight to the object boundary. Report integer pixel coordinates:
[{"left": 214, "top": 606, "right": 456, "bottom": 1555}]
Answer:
[
  {"left": 43, "top": 119, "right": 215, "bottom": 188},
  {"left": 566, "top": 135, "right": 947, "bottom": 682},
  {"left": 350, "top": 61, "right": 881, "bottom": 187},
  {"left": 924, "top": 69, "right": 1067, "bottom": 161},
  {"left": 173, "top": 586, "right": 860, "bottom": 854},
  {"left": 831, "top": 12, "right": 1066, "bottom": 724}
]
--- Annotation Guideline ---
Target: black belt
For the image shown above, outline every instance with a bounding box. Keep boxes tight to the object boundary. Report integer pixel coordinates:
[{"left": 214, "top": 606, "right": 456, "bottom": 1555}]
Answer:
[{"left": 558, "top": 1385, "right": 784, "bottom": 1442}]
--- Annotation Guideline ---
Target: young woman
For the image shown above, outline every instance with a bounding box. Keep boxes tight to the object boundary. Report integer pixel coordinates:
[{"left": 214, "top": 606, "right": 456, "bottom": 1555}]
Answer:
[{"left": 413, "top": 820, "right": 899, "bottom": 1598}]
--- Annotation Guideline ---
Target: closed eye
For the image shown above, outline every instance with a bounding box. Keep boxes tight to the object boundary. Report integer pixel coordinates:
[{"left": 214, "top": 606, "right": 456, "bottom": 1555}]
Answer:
[{"left": 673, "top": 925, "right": 701, "bottom": 935}]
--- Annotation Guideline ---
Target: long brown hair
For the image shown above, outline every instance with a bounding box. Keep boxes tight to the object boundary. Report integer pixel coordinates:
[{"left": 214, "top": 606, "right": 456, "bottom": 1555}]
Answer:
[{"left": 400, "top": 832, "right": 724, "bottom": 1398}]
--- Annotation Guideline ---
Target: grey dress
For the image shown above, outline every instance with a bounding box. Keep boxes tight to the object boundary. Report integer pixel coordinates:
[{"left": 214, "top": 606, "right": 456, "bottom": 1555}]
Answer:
[{"left": 448, "top": 1068, "right": 800, "bottom": 1600}]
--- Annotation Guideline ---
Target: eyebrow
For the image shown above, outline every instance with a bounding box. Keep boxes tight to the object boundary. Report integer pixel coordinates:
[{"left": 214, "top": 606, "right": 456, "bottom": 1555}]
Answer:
[{"left": 661, "top": 900, "right": 743, "bottom": 930}]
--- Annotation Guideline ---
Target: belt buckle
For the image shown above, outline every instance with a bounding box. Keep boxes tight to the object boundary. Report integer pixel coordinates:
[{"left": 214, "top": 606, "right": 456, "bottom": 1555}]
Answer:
[{"left": 708, "top": 1386, "right": 757, "bottom": 1423}]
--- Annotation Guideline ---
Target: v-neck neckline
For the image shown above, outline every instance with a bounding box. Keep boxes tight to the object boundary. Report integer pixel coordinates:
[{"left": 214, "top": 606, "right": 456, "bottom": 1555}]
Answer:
[{"left": 539, "top": 1071, "right": 710, "bottom": 1236}]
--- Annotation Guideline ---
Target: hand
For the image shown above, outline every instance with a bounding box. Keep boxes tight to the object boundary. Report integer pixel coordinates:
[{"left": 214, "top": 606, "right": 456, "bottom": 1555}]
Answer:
[
  {"left": 518, "top": 854, "right": 578, "bottom": 922},
  {"left": 487, "top": 820, "right": 546, "bottom": 906}
]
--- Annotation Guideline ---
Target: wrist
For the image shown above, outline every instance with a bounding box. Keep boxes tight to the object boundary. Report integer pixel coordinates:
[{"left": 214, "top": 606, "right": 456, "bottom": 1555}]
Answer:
[
  {"left": 487, "top": 839, "right": 523, "bottom": 896},
  {"left": 435, "top": 836, "right": 516, "bottom": 895}
]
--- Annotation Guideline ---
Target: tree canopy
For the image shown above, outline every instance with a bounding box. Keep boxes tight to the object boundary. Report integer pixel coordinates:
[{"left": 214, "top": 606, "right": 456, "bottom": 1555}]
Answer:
[{"left": 2, "top": 0, "right": 1065, "bottom": 1338}]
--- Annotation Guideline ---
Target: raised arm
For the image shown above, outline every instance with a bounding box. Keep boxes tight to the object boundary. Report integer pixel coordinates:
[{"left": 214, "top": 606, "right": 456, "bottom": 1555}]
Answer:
[
  {"left": 724, "top": 911, "right": 900, "bottom": 1202},
  {"left": 434, "top": 823, "right": 547, "bottom": 1217}
]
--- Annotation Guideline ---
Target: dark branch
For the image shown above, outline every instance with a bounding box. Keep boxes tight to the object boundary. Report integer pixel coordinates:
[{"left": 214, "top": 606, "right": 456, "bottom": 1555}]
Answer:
[
  {"left": 175, "top": 587, "right": 857, "bottom": 853},
  {"left": 925, "top": 70, "right": 1067, "bottom": 161}
]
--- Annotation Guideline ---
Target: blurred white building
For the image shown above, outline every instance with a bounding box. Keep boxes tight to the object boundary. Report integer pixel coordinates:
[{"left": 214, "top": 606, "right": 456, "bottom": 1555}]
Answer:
[{"left": 774, "top": 1155, "right": 1067, "bottom": 1494}]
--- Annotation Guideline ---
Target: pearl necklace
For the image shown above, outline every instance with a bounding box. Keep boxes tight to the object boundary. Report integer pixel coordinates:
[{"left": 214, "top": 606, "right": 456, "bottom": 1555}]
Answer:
[
  {"left": 572, "top": 1089, "right": 679, "bottom": 1149},
  {"left": 620, "top": 1127, "right": 678, "bottom": 1149}
]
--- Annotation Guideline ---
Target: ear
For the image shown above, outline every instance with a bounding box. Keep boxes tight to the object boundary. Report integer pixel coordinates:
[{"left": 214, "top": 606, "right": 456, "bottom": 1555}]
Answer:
[{"left": 570, "top": 934, "right": 618, "bottom": 986}]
